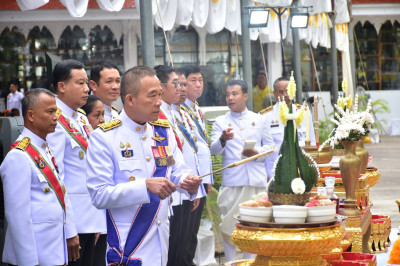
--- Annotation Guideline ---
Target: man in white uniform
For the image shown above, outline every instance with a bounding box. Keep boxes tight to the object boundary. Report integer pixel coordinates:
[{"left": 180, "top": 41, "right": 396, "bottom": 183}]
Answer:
[
  {"left": 0, "top": 89, "right": 77, "bottom": 266},
  {"left": 47, "top": 59, "right": 106, "bottom": 266},
  {"left": 90, "top": 61, "right": 121, "bottom": 122},
  {"left": 260, "top": 77, "right": 316, "bottom": 180},
  {"left": 210, "top": 80, "right": 275, "bottom": 262},
  {"left": 86, "top": 65, "right": 202, "bottom": 266},
  {"left": 181, "top": 65, "right": 213, "bottom": 264},
  {"left": 6, "top": 81, "right": 24, "bottom": 116}
]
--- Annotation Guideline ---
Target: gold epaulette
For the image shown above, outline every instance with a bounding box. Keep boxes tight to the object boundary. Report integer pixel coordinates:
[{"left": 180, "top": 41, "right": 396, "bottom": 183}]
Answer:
[
  {"left": 149, "top": 119, "right": 170, "bottom": 128},
  {"left": 295, "top": 103, "right": 308, "bottom": 110},
  {"left": 111, "top": 105, "right": 118, "bottom": 112},
  {"left": 56, "top": 108, "right": 62, "bottom": 118},
  {"left": 195, "top": 101, "right": 199, "bottom": 106},
  {"left": 259, "top": 105, "right": 273, "bottom": 115},
  {"left": 77, "top": 108, "right": 86, "bottom": 115},
  {"left": 98, "top": 120, "right": 122, "bottom": 131},
  {"left": 16, "top": 137, "right": 30, "bottom": 151}
]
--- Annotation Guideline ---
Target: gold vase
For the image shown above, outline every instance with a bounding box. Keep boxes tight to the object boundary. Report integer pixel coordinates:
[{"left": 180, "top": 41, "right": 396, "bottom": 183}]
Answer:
[
  {"left": 356, "top": 136, "right": 369, "bottom": 174},
  {"left": 340, "top": 141, "right": 361, "bottom": 217}
]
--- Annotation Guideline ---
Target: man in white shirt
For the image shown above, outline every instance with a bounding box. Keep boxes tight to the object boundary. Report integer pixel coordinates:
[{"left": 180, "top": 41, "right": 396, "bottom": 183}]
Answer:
[
  {"left": 6, "top": 81, "right": 24, "bottom": 116},
  {"left": 181, "top": 65, "right": 213, "bottom": 264},
  {"left": 210, "top": 80, "right": 275, "bottom": 262},
  {"left": 0, "top": 88, "right": 77, "bottom": 266},
  {"left": 86, "top": 65, "right": 202, "bottom": 266},
  {"left": 89, "top": 61, "right": 121, "bottom": 122},
  {"left": 47, "top": 59, "right": 106, "bottom": 266},
  {"left": 260, "top": 77, "right": 316, "bottom": 180}
]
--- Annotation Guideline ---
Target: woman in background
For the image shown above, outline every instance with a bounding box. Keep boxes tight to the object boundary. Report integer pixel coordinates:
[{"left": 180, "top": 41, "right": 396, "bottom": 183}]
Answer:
[{"left": 81, "top": 95, "right": 105, "bottom": 130}]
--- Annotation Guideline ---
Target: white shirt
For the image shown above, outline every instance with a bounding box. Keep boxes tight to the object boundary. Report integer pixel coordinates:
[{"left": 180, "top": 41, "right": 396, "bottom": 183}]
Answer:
[
  {"left": 0, "top": 128, "right": 76, "bottom": 266},
  {"left": 183, "top": 99, "right": 213, "bottom": 184},
  {"left": 47, "top": 97, "right": 106, "bottom": 234},
  {"left": 210, "top": 108, "right": 275, "bottom": 187},
  {"left": 7, "top": 91, "right": 24, "bottom": 115},
  {"left": 104, "top": 103, "right": 119, "bottom": 122},
  {"left": 262, "top": 103, "right": 316, "bottom": 178},
  {"left": 86, "top": 110, "right": 194, "bottom": 266}
]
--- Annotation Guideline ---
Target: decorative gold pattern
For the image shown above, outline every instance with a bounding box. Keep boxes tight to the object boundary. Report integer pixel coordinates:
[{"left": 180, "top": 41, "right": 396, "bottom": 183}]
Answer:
[
  {"left": 365, "top": 168, "right": 381, "bottom": 188},
  {"left": 345, "top": 207, "right": 372, "bottom": 252},
  {"left": 302, "top": 145, "right": 333, "bottom": 164},
  {"left": 99, "top": 120, "right": 122, "bottom": 132},
  {"left": 268, "top": 192, "right": 311, "bottom": 206},
  {"left": 369, "top": 215, "right": 391, "bottom": 253},
  {"left": 232, "top": 223, "right": 344, "bottom": 266}
]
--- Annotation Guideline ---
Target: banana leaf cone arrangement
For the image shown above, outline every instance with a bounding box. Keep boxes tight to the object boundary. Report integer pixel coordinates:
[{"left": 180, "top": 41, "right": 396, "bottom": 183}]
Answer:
[{"left": 268, "top": 74, "right": 320, "bottom": 206}]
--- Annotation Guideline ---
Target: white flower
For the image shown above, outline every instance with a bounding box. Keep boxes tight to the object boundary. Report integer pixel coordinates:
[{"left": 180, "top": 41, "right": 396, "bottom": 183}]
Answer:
[{"left": 291, "top": 178, "right": 306, "bottom": 194}]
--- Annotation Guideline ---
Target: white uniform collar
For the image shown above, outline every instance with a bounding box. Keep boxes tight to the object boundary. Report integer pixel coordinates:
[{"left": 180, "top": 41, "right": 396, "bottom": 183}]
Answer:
[
  {"left": 104, "top": 103, "right": 112, "bottom": 114},
  {"left": 120, "top": 109, "right": 147, "bottom": 134},
  {"left": 230, "top": 108, "right": 249, "bottom": 118},
  {"left": 171, "top": 103, "right": 180, "bottom": 113},
  {"left": 56, "top": 97, "right": 78, "bottom": 119},
  {"left": 185, "top": 99, "right": 196, "bottom": 110},
  {"left": 21, "top": 128, "right": 48, "bottom": 151},
  {"left": 161, "top": 101, "right": 172, "bottom": 111}
]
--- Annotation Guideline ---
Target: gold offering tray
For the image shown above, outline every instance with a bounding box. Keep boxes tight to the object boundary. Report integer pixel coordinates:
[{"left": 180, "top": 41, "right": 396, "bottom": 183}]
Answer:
[{"left": 234, "top": 213, "right": 340, "bottom": 229}]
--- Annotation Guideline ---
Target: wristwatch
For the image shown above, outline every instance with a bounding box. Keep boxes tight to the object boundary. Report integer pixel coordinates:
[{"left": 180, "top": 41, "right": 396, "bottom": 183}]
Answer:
[{"left": 219, "top": 135, "right": 226, "bottom": 145}]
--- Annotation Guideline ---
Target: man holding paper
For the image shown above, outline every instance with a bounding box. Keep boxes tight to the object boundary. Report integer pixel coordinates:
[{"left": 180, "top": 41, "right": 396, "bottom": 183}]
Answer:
[
  {"left": 260, "top": 77, "right": 316, "bottom": 180},
  {"left": 210, "top": 80, "right": 275, "bottom": 263}
]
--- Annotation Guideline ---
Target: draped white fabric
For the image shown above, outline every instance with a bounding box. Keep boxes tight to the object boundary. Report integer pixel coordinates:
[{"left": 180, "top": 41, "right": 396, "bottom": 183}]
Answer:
[
  {"left": 60, "top": 0, "right": 89, "bottom": 18},
  {"left": 334, "top": 0, "right": 350, "bottom": 24},
  {"left": 16, "top": 0, "right": 48, "bottom": 11},
  {"left": 192, "top": 0, "right": 209, "bottom": 28},
  {"left": 206, "top": 0, "right": 227, "bottom": 34},
  {"left": 176, "top": 0, "right": 194, "bottom": 26},
  {"left": 97, "top": 0, "right": 125, "bottom": 12},
  {"left": 153, "top": 0, "right": 178, "bottom": 31},
  {"left": 225, "top": 0, "right": 241, "bottom": 34}
]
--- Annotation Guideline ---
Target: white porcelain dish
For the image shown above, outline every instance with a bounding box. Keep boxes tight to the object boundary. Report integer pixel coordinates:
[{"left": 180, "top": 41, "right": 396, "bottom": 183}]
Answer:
[
  {"left": 307, "top": 215, "right": 336, "bottom": 223},
  {"left": 307, "top": 205, "right": 336, "bottom": 217},
  {"left": 239, "top": 206, "right": 273, "bottom": 223},
  {"left": 272, "top": 205, "right": 308, "bottom": 224}
]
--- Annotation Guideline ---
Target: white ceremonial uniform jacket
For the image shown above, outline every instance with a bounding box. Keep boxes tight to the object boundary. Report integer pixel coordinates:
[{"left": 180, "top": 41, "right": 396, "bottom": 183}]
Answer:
[
  {"left": 86, "top": 110, "right": 195, "bottom": 266},
  {"left": 47, "top": 98, "right": 106, "bottom": 234},
  {"left": 0, "top": 128, "right": 76, "bottom": 266},
  {"left": 171, "top": 103, "right": 206, "bottom": 202},
  {"left": 183, "top": 99, "right": 213, "bottom": 185},
  {"left": 210, "top": 108, "right": 275, "bottom": 187},
  {"left": 262, "top": 103, "right": 316, "bottom": 179},
  {"left": 104, "top": 103, "right": 119, "bottom": 122},
  {"left": 6, "top": 91, "right": 24, "bottom": 115}
]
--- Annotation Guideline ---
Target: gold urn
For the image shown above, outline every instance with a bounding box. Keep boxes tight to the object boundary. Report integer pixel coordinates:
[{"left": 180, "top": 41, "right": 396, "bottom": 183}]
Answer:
[
  {"left": 232, "top": 223, "right": 345, "bottom": 266},
  {"left": 302, "top": 145, "right": 333, "bottom": 164}
]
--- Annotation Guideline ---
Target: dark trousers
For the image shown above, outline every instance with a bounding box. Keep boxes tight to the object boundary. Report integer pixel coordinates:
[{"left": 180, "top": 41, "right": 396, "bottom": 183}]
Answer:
[
  {"left": 68, "top": 233, "right": 95, "bottom": 266},
  {"left": 167, "top": 203, "right": 186, "bottom": 266},
  {"left": 93, "top": 234, "right": 107, "bottom": 266}
]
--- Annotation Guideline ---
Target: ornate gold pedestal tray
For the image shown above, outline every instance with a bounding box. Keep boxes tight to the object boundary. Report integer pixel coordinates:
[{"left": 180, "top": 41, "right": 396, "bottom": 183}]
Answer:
[
  {"left": 234, "top": 213, "right": 339, "bottom": 228},
  {"left": 232, "top": 218, "right": 345, "bottom": 266}
]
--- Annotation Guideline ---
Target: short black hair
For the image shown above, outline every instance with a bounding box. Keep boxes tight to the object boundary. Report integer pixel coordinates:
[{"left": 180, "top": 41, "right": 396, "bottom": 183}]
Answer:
[
  {"left": 90, "top": 61, "right": 120, "bottom": 85},
  {"left": 273, "top": 77, "right": 290, "bottom": 91},
  {"left": 226, "top": 79, "right": 248, "bottom": 94},
  {"left": 9, "top": 79, "right": 20, "bottom": 87},
  {"left": 121, "top": 66, "right": 157, "bottom": 103},
  {"left": 154, "top": 65, "right": 176, "bottom": 84},
  {"left": 180, "top": 65, "right": 201, "bottom": 79},
  {"left": 22, "top": 88, "right": 55, "bottom": 118},
  {"left": 81, "top": 95, "right": 102, "bottom": 115},
  {"left": 52, "top": 59, "right": 85, "bottom": 93}
]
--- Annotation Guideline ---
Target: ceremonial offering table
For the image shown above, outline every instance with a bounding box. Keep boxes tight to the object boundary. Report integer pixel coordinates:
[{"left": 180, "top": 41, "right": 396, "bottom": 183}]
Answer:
[
  {"left": 231, "top": 217, "right": 344, "bottom": 266},
  {"left": 345, "top": 205, "right": 372, "bottom": 252}
]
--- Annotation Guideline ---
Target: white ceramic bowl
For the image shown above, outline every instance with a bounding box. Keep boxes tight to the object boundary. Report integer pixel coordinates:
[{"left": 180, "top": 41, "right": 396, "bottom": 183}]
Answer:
[
  {"left": 272, "top": 205, "right": 308, "bottom": 224},
  {"left": 239, "top": 206, "right": 273, "bottom": 223},
  {"left": 307, "top": 205, "right": 336, "bottom": 217},
  {"left": 307, "top": 215, "right": 336, "bottom": 223}
]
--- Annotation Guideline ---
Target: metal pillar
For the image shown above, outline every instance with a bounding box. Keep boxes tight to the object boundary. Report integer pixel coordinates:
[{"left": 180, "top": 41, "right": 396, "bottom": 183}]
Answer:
[
  {"left": 329, "top": 14, "right": 338, "bottom": 106},
  {"left": 139, "top": 0, "right": 155, "bottom": 67},
  {"left": 348, "top": 24, "right": 356, "bottom": 92},
  {"left": 241, "top": 0, "right": 253, "bottom": 110},
  {"left": 292, "top": 0, "right": 303, "bottom": 102}
]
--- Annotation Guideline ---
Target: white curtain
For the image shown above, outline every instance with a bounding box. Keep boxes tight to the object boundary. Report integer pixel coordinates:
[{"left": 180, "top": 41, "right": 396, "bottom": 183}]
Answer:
[
  {"left": 206, "top": 0, "right": 227, "bottom": 34},
  {"left": 225, "top": 0, "right": 241, "bottom": 34},
  {"left": 153, "top": 0, "right": 178, "bottom": 31},
  {"left": 60, "top": 0, "right": 89, "bottom": 17},
  {"left": 192, "top": 0, "right": 209, "bottom": 28},
  {"left": 16, "top": 0, "right": 48, "bottom": 11},
  {"left": 97, "top": 0, "right": 125, "bottom": 12},
  {"left": 176, "top": 0, "right": 194, "bottom": 26}
]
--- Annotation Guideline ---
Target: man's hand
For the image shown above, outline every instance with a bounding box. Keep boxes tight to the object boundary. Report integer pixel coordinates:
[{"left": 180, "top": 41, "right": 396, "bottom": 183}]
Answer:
[
  {"left": 191, "top": 198, "right": 200, "bottom": 212},
  {"left": 242, "top": 148, "right": 258, "bottom": 158},
  {"left": 220, "top": 128, "right": 234, "bottom": 147},
  {"left": 67, "top": 234, "right": 80, "bottom": 262},
  {"left": 179, "top": 175, "right": 202, "bottom": 194},
  {"left": 146, "top": 177, "right": 177, "bottom": 200}
]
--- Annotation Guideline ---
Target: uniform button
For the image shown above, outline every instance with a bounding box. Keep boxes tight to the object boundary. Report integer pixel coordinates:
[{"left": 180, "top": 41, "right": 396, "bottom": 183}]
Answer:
[
  {"left": 142, "top": 135, "right": 146, "bottom": 140},
  {"left": 146, "top": 156, "right": 151, "bottom": 162},
  {"left": 157, "top": 220, "right": 161, "bottom": 226},
  {"left": 239, "top": 117, "right": 242, "bottom": 120},
  {"left": 72, "top": 112, "right": 76, "bottom": 117},
  {"left": 64, "top": 220, "right": 66, "bottom": 224},
  {"left": 241, "top": 128, "right": 244, "bottom": 130},
  {"left": 129, "top": 176, "right": 136, "bottom": 181},
  {"left": 136, "top": 126, "right": 141, "bottom": 132}
]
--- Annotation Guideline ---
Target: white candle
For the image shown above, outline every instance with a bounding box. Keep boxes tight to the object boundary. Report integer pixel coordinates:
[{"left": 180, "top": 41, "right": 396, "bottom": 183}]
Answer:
[
  {"left": 306, "top": 104, "right": 310, "bottom": 142},
  {"left": 314, "top": 96, "right": 319, "bottom": 146}
]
